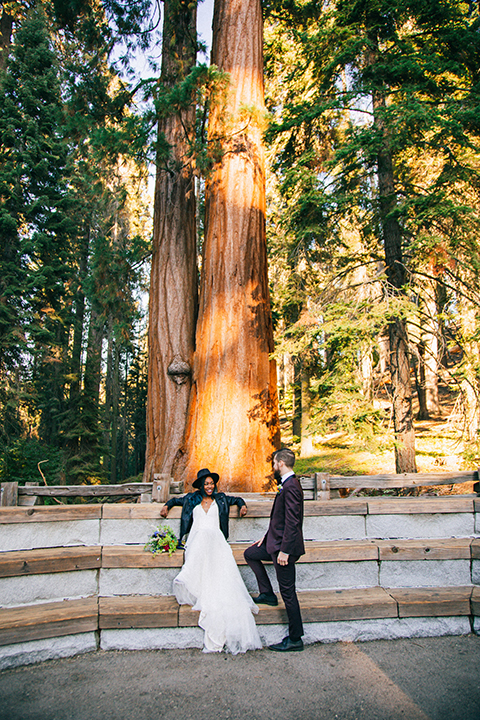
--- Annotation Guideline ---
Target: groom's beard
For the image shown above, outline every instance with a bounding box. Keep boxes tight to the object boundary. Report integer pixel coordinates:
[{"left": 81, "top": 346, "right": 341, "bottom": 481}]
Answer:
[{"left": 273, "top": 469, "right": 282, "bottom": 484}]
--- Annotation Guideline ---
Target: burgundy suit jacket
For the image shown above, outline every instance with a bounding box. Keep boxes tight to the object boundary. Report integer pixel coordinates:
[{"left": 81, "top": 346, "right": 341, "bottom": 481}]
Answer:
[{"left": 265, "top": 474, "right": 305, "bottom": 557}]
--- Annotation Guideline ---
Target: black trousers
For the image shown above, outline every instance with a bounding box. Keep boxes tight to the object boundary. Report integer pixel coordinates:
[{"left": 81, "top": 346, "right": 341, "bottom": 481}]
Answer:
[{"left": 244, "top": 541, "right": 303, "bottom": 641}]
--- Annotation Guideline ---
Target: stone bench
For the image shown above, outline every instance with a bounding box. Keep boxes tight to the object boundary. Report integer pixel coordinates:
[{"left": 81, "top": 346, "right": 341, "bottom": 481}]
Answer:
[
  {"left": 0, "top": 597, "right": 98, "bottom": 646},
  {"left": 0, "top": 497, "right": 479, "bottom": 669},
  {"left": 1, "top": 497, "right": 478, "bottom": 552},
  {"left": 1, "top": 587, "right": 478, "bottom": 648},
  {"left": 1, "top": 539, "right": 479, "bottom": 608}
]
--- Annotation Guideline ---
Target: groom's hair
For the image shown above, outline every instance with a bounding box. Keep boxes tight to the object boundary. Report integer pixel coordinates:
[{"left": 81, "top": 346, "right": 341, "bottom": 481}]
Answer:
[{"left": 273, "top": 448, "right": 295, "bottom": 469}]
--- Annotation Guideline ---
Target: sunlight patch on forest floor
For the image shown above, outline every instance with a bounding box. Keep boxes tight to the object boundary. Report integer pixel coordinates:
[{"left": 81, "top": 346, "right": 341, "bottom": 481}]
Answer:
[{"left": 289, "top": 418, "right": 476, "bottom": 496}]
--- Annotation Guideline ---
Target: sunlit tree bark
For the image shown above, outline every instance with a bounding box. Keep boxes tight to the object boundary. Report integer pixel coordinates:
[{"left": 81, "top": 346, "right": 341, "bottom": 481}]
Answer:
[
  {"left": 175, "top": 0, "right": 280, "bottom": 492},
  {"left": 144, "top": 0, "right": 198, "bottom": 482},
  {"left": 422, "top": 282, "right": 440, "bottom": 415}
]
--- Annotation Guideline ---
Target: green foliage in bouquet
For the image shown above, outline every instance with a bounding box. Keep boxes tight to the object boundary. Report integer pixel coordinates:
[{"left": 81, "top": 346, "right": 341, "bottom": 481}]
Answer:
[{"left": 144, "top": 525, "right": 178, "bottom": 557}]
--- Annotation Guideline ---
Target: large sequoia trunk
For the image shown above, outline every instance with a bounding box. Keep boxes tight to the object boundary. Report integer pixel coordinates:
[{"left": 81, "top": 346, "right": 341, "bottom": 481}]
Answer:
[
  {"left": 175, "top": 0, "right": 280, "bottom": 492},
  {"left": 144, "top": 0, "right": 198, "bottom": 482}
]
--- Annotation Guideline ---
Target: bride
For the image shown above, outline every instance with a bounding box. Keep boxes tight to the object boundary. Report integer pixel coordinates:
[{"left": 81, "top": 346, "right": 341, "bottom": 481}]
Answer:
[{"left": 160, "top": 468, "right": 262, "bottom": 654}]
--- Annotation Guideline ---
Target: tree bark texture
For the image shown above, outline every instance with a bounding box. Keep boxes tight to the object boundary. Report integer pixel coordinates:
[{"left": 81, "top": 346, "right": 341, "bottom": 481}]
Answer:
[
  {"left": 414, "top": 341, "right": 430, "bottom": 421},
  {"left": 176, "top": 0, "right": 280, "bottom": 492},
  {"left": 144, "top": 0, "right": 198, "bottom": 482},
  {"left": 422, "top": 282, "right": 440, "bottom": 415},
  {"left": 372, "top": 82, "right": 417, "bottom": 473}
]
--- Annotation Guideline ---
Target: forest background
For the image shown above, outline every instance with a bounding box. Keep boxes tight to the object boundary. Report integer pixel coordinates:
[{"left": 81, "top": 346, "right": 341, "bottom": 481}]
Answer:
[{"left": 1, "top": 0, "right": 480, "bottom": 493}]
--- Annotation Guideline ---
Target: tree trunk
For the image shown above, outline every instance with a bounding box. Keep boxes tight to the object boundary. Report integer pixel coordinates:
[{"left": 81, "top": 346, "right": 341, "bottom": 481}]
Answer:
[
  {"left": 144, "top": 0, "right": 198, "bottom": 482},
  {"left": 459, "top": 301, "right": 479, "bottom": 441},
  {"left": 292, "top": 359, "right": 302, "bottom": 440},
  {"left": 422, "top": 281, "right": 440, "bottom": 415},
  {"left": 371, "top": 53, "right": 416, "bottom": 472},
  {"left": 414, "top": 341, "right": 430, "bottom": 421},
  {"left": 300, "top": 367, "right": 313, "bottom": 456},
  {"left": 176, "top": 0, "right": 280, "bottom": 492},
  {"left": 80, "top": 306, "right": 104, "bottom": 475},
  {"left": 378, "top": 329, "right": 389, "bottom": 375},
  {"left": 108, "top": 332, "right": 120, "bottom": 485},
  {"left": 66, "top": 229, "right": 89, "bottom": 459},
  {"left": 0, "top": 10, "right": 13, "bottom": 75}
]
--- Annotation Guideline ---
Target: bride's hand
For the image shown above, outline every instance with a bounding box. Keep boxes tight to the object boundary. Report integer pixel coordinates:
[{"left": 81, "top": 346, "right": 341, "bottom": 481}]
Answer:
[{"left": 240, "top": 505, "right": 247, "bottom": 517}]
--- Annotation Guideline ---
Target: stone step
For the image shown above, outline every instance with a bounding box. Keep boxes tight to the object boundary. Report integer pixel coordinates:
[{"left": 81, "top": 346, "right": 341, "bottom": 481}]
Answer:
[
  {"left": 1, "top": 538, "right": 478, "bottom": 578},
  {"left": 1, "top": 497, "right": 478, "bottom": 552},
  {"left": 2, "top": 539, "right": 478, "bottom": 609},
  {"left": 0, "top": 597, "right": 98, "bottom": 646},
  {"left": 1, "top": 587, "right": 478, "bottom": 647}
]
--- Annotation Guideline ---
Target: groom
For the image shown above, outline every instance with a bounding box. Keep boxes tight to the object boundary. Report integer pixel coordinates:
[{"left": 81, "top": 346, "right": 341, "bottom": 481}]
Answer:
[{"left": 244, "top": 448, "right": 305, "bottom": 651}]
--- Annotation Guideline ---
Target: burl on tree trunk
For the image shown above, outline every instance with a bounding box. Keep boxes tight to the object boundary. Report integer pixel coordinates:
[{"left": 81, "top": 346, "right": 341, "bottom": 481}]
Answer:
[
  {"left": 175, "top": 0, "right": 280, "bottom": 492},
  {"left": 144, "top": 0, "right": 198, "bottom": 482}
]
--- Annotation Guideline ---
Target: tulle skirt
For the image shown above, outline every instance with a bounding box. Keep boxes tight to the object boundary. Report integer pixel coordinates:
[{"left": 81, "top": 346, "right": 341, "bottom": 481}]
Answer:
[{"left": 173, "top": 504, "right": 262, "bottom": 654}]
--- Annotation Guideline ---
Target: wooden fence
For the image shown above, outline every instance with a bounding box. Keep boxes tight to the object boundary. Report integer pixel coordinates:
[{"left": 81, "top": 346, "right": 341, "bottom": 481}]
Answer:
[{"left": 1, "top": 470, "right": 478, "bottom": 506}]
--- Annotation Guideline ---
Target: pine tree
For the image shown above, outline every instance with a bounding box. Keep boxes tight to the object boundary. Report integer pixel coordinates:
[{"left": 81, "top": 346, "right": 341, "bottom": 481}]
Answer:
[
  {"left": 0, "top": 5, "right": 71, "bottom": 449},
  {"left": 265, "top": 0, "right": 480, "bottom": 471}
]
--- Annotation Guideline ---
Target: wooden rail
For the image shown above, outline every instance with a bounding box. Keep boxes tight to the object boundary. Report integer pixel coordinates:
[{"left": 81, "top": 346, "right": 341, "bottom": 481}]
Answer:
[
  {"left": 1, "top": 470, "right": 478, "bottom": 506},
  {"left": 309, "top": 470, "right": 480, "bottom": 500}
]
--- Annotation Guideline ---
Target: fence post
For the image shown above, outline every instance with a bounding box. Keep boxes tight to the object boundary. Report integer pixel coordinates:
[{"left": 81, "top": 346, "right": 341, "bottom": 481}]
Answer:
[
  {"left": 152, "top": 474, "right": 171, "bottom": 503},
  {"left": 1, "top": 482, "right": 18, "bottom": 506},
  {"left": 316, "top": 473, "right": 330, "bottom": 501},
  {"left": 18, "top": 481, "right": 40, "bottom": 507}
]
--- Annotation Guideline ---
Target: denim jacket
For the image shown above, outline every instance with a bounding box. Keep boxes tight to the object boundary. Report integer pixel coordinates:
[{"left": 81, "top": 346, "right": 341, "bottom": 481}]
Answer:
[{"left": 165, "top": 491, "right": 246, "bottom": 542}]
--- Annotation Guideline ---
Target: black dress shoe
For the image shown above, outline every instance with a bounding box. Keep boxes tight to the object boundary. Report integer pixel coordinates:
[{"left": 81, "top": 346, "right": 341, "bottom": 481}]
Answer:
[
  {"left": 253, "top": 592, "right": 278, "bottom": 606},
  {"left": 268, "top": 636, "right": 304, "bottom": 652}
]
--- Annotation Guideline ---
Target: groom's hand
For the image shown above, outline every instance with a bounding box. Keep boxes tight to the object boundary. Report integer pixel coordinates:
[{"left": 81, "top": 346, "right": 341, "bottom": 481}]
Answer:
[
  {"left": 240, "top": 506, "right": 247, "bottom": 517},
  {"left": 277, "top": 551, "right": 289, "bottom": 566}
]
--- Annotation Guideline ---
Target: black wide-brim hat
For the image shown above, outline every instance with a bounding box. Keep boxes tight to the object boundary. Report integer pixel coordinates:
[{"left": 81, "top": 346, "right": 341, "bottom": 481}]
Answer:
[{"left": 193, "top": 467, "right": 219, "bottom": 488}]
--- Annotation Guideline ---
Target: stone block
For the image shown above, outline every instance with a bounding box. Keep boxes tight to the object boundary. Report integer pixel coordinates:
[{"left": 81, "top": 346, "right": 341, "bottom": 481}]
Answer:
[
  {"left": 0, "top": 570, "right": 98, "bottom": 608},
  {"left": 303, "top": 515, "right": 366, "bottom": 541},
  {"left": 366, "top": 513, "right": 474, "bottom": 540},
  {"left": 240, "top": 560, "right": 378, "bottom": 593},
  {"left": 295, "top": 561, "right": 379, "bottom": 590},
  {"left": 100, "top": 626, "right": 204, "bottom": 651},
  {"left": 298, "top": 616, "right": 471, "bottom": 645},
  {"left": 474, "top": 617, "right": 480, "bottom": 635},
  {"left": 239, "top": 564, "right": 278, "bottom": 593},
  {"left": 99, "top": 567, "right": 178, "bottom": 597},
  {"left": 380, "top": 560, "right": 472, "bottom": 588},
  {"left": 99, "top": 595, "right": 178, "bottom": 628},
  {"left": 228, "top": 517, "right": 269, "bottom": 542},
  {"left": 0, "top": 520, "right": 100, "bottom": 552},
  {"left": 99, "top": 518, "right": 180, "bottom": 546},
  {"left": 0, "top": 632, "right": 97, "bottom": 671}
]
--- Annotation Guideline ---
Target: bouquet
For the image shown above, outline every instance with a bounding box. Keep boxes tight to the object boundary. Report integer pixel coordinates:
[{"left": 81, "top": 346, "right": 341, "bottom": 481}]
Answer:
[{"left": 144, "top": 525, "right": 178, "bottom": 557}]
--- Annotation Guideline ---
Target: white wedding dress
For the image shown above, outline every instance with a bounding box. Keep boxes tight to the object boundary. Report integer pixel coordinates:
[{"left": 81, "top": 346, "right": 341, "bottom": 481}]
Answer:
[{"left": 173, "top": 500, "right": 262, "bottom": 654}]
